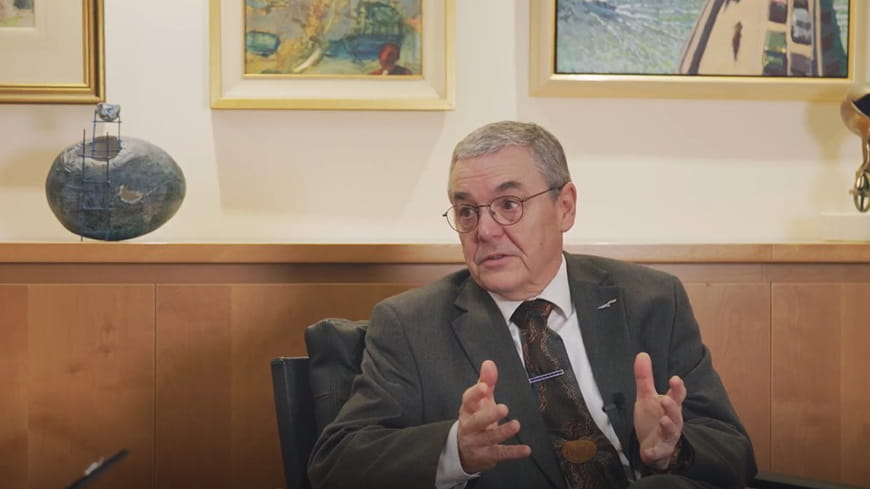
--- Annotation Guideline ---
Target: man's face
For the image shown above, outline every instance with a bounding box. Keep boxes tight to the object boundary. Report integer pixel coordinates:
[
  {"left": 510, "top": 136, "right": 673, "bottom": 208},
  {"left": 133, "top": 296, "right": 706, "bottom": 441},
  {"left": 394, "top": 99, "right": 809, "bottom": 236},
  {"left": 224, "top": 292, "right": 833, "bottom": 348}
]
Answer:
[{"left": 448, "top": 145, "right": 576, "bottom": 300}]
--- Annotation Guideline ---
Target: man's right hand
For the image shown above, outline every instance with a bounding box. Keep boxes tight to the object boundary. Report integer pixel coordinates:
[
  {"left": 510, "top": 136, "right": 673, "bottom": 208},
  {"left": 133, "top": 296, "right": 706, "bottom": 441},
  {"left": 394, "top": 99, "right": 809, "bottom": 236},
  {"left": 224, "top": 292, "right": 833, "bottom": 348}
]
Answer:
[{"left": 457, "top": 360, "right": 531, "bottom": 473}]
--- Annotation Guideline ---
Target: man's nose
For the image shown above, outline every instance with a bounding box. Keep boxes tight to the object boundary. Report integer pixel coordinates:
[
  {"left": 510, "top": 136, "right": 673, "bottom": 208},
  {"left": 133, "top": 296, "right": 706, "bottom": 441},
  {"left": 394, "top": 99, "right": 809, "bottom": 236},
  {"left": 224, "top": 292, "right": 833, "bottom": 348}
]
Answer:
[{"left": 475, "top": 208, "right": 504, "bottom": 239}]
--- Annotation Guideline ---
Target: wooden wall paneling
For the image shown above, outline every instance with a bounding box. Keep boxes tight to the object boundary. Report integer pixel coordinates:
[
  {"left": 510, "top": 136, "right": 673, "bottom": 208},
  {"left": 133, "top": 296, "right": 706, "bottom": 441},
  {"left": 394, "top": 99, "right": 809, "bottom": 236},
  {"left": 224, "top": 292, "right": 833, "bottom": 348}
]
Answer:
[
  {"left": 649, "top": 264, "right": 766, "bottom": 284},
  {"left": 4, "top": 244, "right": 870, "bottom": 488},
  {"left": 765, "top": 264, "right": 870, "bottom": 283},
  {"left": 840, "top": 284, "right": 870, "bottom": 485},
  {"left": 771, "top": 284, "right": 841, "bottom": 481},
  {"left": 568, "top": 243, "right": 774, "bottom": 263},
  {"left": 156, "top": 282, "right": 416, "bottom": 489},
  {"left": 0, "top": 286, "right": 30, "bottom": 489},
  {"left": 156, "top": 285, "right": 234, "bottom": 489},
  {"left": 684, "top": 283, "right": 772, "bottom": 469},
  {"left": 228, "top": 283, "right": 415, "bottom": 489},
  {"left": 26, "top": 285, "right": 155, "bottom": 489}
]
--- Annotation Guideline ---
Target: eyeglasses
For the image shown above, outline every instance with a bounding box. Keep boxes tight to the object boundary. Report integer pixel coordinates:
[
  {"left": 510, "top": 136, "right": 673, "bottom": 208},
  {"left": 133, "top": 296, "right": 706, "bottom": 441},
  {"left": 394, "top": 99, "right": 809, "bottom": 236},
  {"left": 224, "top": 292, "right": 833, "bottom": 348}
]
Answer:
[{"left": 442, "top": 186, "right": 562, "bottom": 233}]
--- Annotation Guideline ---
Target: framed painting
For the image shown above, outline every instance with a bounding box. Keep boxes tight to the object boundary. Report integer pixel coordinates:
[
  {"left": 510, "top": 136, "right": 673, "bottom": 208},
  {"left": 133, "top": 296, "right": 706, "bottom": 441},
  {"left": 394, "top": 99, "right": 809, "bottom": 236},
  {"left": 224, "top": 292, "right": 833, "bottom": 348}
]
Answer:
[
  {"left": 0, "top": 0, "right": 104, "bottom": 104},
  {"left": 530, "top": 0, "right": 865, "bottom": 100},
  {"left": 210, "top": 0, "right": 455, "bottom": 110}
]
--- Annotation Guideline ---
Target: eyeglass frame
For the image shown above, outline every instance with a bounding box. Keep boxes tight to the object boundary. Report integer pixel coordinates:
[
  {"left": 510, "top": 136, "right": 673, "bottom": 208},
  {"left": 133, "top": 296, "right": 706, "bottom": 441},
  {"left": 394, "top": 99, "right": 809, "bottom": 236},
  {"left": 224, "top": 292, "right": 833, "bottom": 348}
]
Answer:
[{"left": 442, "top": 185, "right": 565, "bottom": 233}]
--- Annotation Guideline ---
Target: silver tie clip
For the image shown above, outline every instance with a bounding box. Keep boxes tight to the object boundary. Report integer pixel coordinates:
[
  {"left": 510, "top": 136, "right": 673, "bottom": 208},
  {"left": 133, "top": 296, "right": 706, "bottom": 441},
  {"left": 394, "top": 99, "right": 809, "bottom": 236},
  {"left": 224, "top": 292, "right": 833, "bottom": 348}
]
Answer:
[{"left": 529, "top": 369, "right": 564, "bottom": 384}]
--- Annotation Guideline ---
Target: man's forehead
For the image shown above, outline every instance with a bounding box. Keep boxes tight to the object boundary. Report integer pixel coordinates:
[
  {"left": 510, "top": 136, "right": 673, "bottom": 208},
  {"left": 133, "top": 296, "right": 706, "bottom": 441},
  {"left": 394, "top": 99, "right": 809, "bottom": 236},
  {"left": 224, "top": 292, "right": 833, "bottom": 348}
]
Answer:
[{"left": 449, "top": 147, "right": 541, "bottom": 197}]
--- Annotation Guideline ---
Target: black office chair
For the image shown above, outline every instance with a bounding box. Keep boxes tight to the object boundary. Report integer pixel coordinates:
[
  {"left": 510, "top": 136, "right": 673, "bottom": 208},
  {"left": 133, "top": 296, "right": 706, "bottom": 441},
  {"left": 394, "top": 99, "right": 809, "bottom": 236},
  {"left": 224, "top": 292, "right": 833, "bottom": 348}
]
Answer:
[
  {"left": 270, "top": 318, "right": 863, "bottom": 489},
  {"left": 271, "top": 318, "right": 367, "bottom": 489}
]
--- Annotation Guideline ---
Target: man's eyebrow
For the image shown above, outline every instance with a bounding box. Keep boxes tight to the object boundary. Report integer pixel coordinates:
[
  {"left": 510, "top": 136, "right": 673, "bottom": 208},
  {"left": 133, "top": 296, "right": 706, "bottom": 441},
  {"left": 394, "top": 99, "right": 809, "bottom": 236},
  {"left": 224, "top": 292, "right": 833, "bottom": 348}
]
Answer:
[
  {"left": 451, "top": 191, "right": 471, "bottom": 202},
  {"left": 495, "top": 181, "right": 523, "bottom": 193},
  {"left": 450, "top": 181, "right": 524, "bottom": 202}
]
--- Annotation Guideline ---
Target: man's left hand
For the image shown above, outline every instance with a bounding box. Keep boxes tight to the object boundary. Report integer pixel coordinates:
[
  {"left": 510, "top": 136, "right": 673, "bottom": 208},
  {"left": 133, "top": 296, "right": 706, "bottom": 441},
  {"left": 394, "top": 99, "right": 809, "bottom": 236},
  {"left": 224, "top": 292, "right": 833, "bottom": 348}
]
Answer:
[{"left": 633, "top": 352, "right": 686, "bottom": 471}]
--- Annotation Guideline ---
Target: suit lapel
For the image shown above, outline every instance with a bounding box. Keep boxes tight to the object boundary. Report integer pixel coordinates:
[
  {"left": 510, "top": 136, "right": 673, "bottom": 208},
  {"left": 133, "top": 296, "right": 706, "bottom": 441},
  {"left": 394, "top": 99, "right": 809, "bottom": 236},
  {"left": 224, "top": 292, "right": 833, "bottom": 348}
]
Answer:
[
  {"left": 566, "top": 255, "right": 637, "bottom": 451},
  {"left": 451, "top": 278, "right": 568, "bottom": 489}
]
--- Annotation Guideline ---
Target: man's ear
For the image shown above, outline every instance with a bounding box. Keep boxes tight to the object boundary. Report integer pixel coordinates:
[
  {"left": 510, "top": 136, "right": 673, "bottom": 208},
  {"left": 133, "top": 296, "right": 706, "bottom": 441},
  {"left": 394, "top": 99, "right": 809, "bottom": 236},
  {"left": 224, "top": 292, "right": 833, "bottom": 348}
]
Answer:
[{"left": 558, "top": 183, "right": 578, "bottom": 232}]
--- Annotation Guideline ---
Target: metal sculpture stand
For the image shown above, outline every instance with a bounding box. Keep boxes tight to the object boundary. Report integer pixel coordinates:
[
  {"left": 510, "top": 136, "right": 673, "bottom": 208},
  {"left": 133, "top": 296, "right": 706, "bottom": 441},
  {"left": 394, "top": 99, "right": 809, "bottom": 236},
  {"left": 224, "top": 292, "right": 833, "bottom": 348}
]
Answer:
[
  {"left": 840, "top": 84, "right": 870, "bottom": 212},
  {"left": 77, "top": 103, "right": 122, "bottom": 241}
]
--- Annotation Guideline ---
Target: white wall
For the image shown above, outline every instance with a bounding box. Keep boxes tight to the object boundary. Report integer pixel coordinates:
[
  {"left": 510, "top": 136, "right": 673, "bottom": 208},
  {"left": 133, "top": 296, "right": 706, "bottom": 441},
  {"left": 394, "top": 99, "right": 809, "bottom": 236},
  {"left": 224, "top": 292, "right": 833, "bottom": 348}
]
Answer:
[{"left": 0, "top": 1, "right": 867, "bottom": 244}]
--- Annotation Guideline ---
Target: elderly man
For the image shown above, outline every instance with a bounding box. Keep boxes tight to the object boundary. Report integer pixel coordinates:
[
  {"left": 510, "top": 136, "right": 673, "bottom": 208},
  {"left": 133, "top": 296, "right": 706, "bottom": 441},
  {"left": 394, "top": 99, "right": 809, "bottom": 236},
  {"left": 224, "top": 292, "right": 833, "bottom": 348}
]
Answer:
[{"left": 309, "top": 121, "right": 756, "bottom": 489}]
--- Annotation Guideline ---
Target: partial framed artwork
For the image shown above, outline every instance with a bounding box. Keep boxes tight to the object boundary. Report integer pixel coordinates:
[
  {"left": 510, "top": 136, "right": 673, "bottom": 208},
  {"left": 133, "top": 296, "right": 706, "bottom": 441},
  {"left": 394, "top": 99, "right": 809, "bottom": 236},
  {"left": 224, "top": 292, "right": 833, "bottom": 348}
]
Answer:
[
  {"left": 530, "top": 0, "right": 865, "bottom": 100},
  {"left": 0, "top": 0, "right": 104, "bottom": 104},
  {"left": 210, "top": 0, "right": 455, "bottom": 110}
]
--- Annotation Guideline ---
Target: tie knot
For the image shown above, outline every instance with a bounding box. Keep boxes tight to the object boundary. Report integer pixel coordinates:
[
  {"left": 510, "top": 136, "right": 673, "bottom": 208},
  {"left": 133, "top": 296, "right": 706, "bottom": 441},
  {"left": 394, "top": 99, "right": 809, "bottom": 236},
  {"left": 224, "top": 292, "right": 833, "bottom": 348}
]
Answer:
[{"left": 511, "top": 299, "right": 554, "bottom": 329}]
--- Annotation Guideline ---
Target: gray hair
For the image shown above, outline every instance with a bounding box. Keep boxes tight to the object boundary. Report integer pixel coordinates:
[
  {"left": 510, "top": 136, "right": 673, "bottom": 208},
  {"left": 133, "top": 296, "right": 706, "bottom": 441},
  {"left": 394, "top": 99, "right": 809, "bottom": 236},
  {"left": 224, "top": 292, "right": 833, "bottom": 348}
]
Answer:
[{"left": 450, "top": 121, "right": 572, "bottom": 191}]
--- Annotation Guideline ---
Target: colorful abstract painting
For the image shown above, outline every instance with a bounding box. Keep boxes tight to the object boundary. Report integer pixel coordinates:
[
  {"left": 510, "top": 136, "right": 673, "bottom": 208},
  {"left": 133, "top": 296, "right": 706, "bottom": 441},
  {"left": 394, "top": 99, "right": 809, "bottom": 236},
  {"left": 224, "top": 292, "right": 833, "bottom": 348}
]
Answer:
[
  {"left": 244, "top": 0, "right": 422, "bottom": 76},
  {"left": 0, "top": 0, "right": 34, "bottom": 27}
]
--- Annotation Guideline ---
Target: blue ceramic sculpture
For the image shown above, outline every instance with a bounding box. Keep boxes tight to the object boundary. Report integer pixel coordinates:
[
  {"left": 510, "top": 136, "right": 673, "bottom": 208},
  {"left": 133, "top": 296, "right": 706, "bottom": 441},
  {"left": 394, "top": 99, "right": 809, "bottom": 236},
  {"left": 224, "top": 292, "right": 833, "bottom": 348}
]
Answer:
[{"left": 46, "top": 116, "right": 186, "bottom": 241}]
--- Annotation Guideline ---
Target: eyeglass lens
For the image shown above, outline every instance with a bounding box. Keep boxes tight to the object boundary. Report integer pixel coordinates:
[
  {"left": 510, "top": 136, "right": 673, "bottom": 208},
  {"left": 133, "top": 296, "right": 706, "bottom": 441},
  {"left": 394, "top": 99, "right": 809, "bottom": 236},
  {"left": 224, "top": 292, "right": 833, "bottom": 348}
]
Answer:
[{"left": 449, "top": 196, "right": 523, "bottom": 232}]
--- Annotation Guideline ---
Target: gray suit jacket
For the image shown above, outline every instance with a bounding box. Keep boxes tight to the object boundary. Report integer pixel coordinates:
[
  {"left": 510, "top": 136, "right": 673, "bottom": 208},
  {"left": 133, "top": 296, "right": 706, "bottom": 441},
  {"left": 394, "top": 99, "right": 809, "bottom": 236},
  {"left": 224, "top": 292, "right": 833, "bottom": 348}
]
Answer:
[{"left": 308, "top": 253, "right": 757, "bottom": 489}]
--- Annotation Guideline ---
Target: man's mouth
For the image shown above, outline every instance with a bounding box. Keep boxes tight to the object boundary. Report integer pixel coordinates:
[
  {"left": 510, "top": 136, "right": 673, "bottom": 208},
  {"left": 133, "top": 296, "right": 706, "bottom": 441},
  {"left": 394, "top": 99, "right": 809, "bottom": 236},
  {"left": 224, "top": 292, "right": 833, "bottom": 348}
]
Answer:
[{"left": 479, "top": 253, "right": 510, "bottom": 265}]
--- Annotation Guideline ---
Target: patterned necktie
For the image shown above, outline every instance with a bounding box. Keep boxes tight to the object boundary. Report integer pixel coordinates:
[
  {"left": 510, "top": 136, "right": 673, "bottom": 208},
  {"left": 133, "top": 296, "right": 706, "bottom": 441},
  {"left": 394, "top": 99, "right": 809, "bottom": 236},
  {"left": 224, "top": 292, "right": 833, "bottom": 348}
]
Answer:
[{"left": 512, "top": 299, "right": 629, "bottom": 489}]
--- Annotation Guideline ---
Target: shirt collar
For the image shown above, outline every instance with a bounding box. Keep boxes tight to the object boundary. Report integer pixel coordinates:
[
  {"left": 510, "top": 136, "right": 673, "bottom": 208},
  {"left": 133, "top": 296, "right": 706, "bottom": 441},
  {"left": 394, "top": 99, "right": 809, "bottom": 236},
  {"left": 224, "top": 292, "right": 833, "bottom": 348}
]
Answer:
[{"left": 488, "top": 254, "right": 573, "bottom": 324}]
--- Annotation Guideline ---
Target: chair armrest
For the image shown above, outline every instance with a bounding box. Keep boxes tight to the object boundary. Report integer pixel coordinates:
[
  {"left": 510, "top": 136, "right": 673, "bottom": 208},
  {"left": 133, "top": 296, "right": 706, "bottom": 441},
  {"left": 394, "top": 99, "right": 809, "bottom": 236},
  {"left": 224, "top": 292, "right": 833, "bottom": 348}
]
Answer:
[{"left": 750, "top": 471, "right": 864, "bottom": 489}]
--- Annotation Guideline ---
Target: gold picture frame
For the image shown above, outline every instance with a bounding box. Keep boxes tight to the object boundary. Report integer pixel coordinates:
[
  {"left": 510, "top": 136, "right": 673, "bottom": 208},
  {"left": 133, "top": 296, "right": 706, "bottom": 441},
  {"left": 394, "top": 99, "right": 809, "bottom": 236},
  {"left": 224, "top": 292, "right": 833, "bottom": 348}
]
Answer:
[
  {"left": 210, "top": 0, "right": 455, "bottom": 110},
  {"left": 0, "top": 0, "right": 104, "bottom": 104},
  {"left": 530, "top": 0, "right": 865, "bottom": 101}
]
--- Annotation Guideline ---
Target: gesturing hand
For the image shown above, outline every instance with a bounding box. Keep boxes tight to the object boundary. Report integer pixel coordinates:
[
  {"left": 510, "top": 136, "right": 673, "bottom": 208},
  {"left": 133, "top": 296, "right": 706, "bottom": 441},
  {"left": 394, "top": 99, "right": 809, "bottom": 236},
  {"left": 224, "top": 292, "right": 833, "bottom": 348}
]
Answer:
[
  {"left": 457, "top": 360, "right": 531, "bottom": 473},
  {"left": 633, "top": 352, "right": 686, "bottom": 471}
]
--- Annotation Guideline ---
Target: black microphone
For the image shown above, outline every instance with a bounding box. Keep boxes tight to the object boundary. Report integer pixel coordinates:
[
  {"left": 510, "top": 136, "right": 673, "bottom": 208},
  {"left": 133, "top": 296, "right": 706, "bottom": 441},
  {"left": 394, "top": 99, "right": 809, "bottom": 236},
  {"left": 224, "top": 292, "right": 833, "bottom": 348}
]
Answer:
[{"left": 602, "top": 392, "right": 625, "bottom": 413}]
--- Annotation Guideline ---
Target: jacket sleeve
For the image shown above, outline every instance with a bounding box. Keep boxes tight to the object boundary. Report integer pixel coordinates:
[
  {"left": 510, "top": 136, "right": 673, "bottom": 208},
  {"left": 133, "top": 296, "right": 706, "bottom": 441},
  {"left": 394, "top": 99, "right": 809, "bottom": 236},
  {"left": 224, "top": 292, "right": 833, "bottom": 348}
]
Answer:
[
  {"left": 308, "top": 301, "right": 454, "bottom": 489},
  {"left": 633, "top": 275, "right": 758, "bottom": 488}
]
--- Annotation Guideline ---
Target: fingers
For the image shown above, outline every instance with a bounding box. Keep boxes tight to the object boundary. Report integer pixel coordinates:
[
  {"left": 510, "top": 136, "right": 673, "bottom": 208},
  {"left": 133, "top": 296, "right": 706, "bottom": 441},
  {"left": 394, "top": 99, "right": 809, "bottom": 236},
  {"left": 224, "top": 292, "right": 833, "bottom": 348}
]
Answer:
[
  {"left": 459, "top": 361, "right": 498, "bottom": 418},
  {"left": 659, "top": 393, "right": 684, "bottom": 429},
  {"left": 635, "top": 353, "right": 687, "bottom": 406},
  {"left": 459, "top": 392, "right": 506, "bottom": 431},
  {"left": 479, "top": 359, "right": 498, "bottom": 390},
  {"left": 632, "top": 353, "right": 686, "bottom": 469},
  {"left": 459, "top": 378, "right": 491, "bottom": 418},
  {"left": 639, "top": 411, "right": 682, "bottom": 468},
  {"left": 459, "top": 413, "right": 530, "bottom": 473},
  {"left": 462, "top": 404, "right": 514, "bottom": 446},
  {"left": 457, "top": 360, "right": 531, "bottom": 473},
  {"left": 657, "top": 409, "right": 681, "bottom": 443},
  {"left": 633, "top": 352, "right": 656, "bottom": 398},
  {"left": 667, "top": 375, "right": 687, "bottom": 405}
]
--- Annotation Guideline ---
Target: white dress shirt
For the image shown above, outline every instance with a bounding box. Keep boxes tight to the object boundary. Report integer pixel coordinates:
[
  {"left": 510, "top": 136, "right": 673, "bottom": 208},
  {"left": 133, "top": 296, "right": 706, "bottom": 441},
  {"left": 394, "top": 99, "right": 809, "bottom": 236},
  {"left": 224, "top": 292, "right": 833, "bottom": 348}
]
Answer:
[{"left": 435, "top": 256, "right": 628, "bottom": 489}]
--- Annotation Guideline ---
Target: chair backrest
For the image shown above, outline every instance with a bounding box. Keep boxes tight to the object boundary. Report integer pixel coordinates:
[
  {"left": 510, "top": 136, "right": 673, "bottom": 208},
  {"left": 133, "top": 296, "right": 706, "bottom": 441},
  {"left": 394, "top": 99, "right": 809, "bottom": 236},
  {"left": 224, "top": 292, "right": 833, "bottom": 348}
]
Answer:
[{"left": 270, "top": 318, "right": 368, "bottom": 489}]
